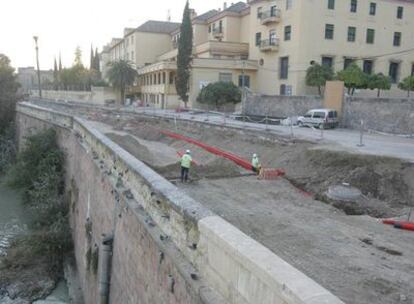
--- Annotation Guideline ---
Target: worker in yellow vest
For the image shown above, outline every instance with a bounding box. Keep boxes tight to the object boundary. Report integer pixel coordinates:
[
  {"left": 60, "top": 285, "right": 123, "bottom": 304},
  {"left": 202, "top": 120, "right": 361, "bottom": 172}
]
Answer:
[{"left": 181, "top": 150, "right": 193, "bottom": 182}]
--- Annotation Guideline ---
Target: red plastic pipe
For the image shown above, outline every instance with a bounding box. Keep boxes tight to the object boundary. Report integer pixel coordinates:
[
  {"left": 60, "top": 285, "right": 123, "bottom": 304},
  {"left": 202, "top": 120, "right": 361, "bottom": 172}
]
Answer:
[{"left": 394, "top": 223, "right": 414, "bottom": 231}]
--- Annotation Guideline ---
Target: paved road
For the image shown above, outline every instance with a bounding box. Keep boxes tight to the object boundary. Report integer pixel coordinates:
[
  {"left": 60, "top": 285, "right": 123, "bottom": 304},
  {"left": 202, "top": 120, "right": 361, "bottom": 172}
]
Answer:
[{"left": 124, "top": 107, "right": 414, "bottom": 163}]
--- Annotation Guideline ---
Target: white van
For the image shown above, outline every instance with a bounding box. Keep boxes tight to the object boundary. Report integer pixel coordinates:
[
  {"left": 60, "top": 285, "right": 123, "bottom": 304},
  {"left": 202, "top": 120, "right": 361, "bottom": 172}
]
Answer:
[{"left": 297, "top": 109, "right": 339, "bottom": 129}]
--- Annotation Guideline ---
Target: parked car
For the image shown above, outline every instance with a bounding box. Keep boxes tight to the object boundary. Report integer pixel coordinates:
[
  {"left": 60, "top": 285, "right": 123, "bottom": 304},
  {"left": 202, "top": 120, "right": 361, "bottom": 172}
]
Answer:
[{"left": 297, "top": 109, "right": 339, "bottom": 129}]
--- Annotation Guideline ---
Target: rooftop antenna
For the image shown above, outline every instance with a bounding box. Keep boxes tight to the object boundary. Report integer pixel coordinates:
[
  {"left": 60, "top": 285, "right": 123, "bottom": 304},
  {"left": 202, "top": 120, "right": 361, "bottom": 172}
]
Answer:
[{"left": 167, "top": 9, "right": 171, "bottom": 22}]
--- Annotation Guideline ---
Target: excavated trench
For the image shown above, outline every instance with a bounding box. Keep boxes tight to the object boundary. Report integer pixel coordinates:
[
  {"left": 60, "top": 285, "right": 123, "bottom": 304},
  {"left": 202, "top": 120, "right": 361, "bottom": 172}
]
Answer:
[{"left": 101, "top": 113, "right": 414, "bottom": 219}]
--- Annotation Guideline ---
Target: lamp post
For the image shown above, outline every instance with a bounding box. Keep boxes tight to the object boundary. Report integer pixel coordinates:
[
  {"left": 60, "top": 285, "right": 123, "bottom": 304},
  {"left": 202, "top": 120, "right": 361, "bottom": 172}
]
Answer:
[{"left": 33, "top": 36, "right": 42, "bottom": 98}]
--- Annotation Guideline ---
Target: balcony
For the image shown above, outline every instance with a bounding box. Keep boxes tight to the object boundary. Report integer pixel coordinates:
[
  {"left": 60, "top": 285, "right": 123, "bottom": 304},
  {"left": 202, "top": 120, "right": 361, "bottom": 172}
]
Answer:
[
  {"left": 260, "top": 9, "right": 281, "bottom": 25},
  {"left": 259, "top": 39, "right": 279, "bottom": 52},
  {"left": 212, "top": 28, "right": 224, "bottom": 39}
]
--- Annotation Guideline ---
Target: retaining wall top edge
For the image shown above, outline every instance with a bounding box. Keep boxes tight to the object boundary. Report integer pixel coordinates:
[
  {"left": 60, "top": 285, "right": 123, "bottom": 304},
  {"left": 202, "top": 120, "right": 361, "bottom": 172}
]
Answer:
[
  {"left": 199, "top": 216, "right": 345, "bottom": 304},
  {"left": 74, "top": 117, "right": 215, "bottom": 223},
  {"left": 17, "top": 102, "right": 215, "bottom": 223}
]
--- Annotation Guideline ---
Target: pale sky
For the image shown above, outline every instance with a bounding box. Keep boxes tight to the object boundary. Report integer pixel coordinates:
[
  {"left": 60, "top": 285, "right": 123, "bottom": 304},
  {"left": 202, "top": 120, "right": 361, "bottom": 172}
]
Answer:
[{"left": 0, "top": 0, "right": 228, "bottom": 70}]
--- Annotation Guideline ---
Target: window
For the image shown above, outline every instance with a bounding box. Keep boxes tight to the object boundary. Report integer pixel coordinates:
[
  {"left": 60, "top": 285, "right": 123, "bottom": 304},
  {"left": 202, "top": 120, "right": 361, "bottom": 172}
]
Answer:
[
  {"left": 280, "top": 84, "right": 287, "bottom": 95},
  {"left": 397, "top": 6, "right": 403, "bottom": 19},
  {"left": 131, "top": 51, "right": 134, "bottom": 61},
  {"left": 219, "top": 20, "right": 223, "bottom": 33},
  {"left": 366, "top": 29, "right": 375, "bottom": 44},
  {"left": 162, "top": 72, "right": 166, "bottom": 84},
  {"left": 328, "top": 0, "right": 335, "bottom": 10},
  {"left": 169, "top": 72, "right": 174, "bottom": 84},
  {"left": 131, "top": 36, "right": 134, "bottom": 44},
  {"left": 269, "top": 30, "right": 276, "bottom": 44},
  {"left": 280, "top": 57, "right": 289, "bottom": 79},
  {"left": 393, "top": 32, "right": 401, "bottom": 46},
  {"left": 208, "top": 25, "right": 211, "bottom": 33},
  {"left": 219, "top": 73, "right": 233, "bottom": 83},
  {"left": 284, "top": 26, "right": 292, "bottom": 41},
  {"left": 286, "top": 0, "right": 292, "bottom": 10},
  {"left": 280, "top": 84, "right": 292, "bottom": 96},
  {"left": 350, "top": 0, "right": 357, "bottom": 12},
  {"left": 389, "top": 62, "right": 399, "bottom": 83},
  {"left": 257, "top": 7, "right": 262, "bottom": 18},
  {"left": 322, "top": 56, "right": 333, "bottom": 68},
  {"left": 344, "top": 58, "right": 354, "bottom": 69},
  {"left": 325, "top": 24, "right": 334, "bottom": 40},
  {"left": 238, "top": 75, "right": 250, "bottom": 88},
  {"left": 347, "top": 27, "right": 356, "bottom": 42},
  {"left": 255, "top": 32, "right": 262, "bottom": 46},
  {"left": 369, "top": 3, "right": 376, "bottom": 15},
  {"left": 270, "top": 5, "right": 278, "bottom": 16},
  {"left": 363, "top": 60, "right": 373, "bottom": 74}
]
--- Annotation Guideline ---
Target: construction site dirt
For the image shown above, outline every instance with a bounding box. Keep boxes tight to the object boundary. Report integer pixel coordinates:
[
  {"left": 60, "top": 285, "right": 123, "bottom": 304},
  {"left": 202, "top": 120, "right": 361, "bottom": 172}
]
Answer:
[{"left": 34, "top": 103, "right": 414, "bottom": 304}]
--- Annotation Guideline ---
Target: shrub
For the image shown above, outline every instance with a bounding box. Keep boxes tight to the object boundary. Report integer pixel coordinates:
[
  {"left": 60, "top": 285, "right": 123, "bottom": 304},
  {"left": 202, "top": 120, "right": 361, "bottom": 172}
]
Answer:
[{"left": 197, "top": 81, "right": 241, "bottom": 110}]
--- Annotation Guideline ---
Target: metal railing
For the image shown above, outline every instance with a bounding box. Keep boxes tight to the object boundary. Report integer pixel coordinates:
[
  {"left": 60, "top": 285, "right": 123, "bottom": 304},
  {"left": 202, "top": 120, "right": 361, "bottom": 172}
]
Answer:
[
  {"left": 260, "top": 9, "right": 281, "bottom": 20},
  {"left": 260, "top": 38, "right": 280, "bottom": 48}
]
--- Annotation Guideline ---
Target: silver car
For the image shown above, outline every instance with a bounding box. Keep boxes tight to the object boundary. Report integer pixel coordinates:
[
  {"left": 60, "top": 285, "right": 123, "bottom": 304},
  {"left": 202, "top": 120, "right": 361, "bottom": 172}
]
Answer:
[{"left": 298, "top": 109, "right": 339, "bottom": 129}]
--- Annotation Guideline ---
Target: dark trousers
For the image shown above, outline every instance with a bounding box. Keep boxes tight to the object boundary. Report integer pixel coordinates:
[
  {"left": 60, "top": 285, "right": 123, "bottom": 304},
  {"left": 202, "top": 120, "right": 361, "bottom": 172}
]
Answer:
[{"left": 181, "top": 166, "right": 189, "bottom": 182}]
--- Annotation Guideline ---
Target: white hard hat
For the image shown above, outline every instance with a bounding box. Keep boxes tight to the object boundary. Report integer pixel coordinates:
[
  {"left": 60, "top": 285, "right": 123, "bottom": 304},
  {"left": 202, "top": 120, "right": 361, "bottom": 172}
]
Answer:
[
  {"left": 253, "top": 153, "right": 257, "bottom": 157},
  {"left": 186, "top": 150, "right": 191, "bottom": 154}
]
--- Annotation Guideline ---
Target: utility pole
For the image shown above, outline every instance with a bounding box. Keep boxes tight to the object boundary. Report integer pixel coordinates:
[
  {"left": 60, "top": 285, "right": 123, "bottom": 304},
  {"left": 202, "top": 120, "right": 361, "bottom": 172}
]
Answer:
[
  {"left": 33, "top": 36, "right": 42, "bottom": 98},
  {"left": 241, "top": 60, "right": 246, "bottom": 122}
]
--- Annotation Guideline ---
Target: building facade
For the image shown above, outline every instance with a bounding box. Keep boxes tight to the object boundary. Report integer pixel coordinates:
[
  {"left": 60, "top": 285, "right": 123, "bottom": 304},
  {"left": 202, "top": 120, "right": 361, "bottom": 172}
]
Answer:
[{"left": 102, "top": 0, "right": 414, "bottom": 108}]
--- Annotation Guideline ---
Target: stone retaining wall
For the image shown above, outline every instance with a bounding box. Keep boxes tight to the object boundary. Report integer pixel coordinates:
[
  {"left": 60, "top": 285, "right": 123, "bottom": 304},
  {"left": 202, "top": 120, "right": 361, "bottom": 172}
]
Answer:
[
  {"left": 342, "top": 97, "right": 414, "bottom": 135},
  {"left": 244, "top": 90, "right": 323, "bottom": 118},
  {"left": 16, "top": 102, "right": 345, "bottom": 304}
]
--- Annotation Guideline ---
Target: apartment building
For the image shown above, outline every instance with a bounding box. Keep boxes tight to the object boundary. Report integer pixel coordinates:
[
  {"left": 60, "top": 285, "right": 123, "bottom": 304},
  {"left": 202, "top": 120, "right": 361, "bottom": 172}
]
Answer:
[
  {"left": 101, "top": 21, "right": 180, "bottom": 77},
  {"left": 103, "top": 0, "right": 414, "bottom": 108}
]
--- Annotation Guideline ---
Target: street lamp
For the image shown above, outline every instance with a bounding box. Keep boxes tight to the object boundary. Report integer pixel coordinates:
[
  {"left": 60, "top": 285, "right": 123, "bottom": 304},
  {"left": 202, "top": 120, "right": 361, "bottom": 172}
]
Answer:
[{"left": 33, "top": 36, "right": 42, "bottom": 98}]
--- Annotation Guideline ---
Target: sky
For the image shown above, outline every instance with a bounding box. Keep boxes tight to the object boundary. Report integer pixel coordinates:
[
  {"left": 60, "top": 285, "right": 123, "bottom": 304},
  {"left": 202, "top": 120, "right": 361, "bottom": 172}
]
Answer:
[{"left": 0, "top": 0, "right": 228, "bottom": 71}]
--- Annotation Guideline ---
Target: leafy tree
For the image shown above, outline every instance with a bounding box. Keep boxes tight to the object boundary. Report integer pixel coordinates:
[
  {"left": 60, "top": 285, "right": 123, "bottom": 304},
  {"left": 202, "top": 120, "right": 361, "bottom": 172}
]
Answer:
[
  {"left": 176, "top": 0, "right": 193, "bottom": 108},
  {"left": 197, "top": 81, "right": 241, "bottom": 110},
  {"left": 398, "top": 75, "right": 414, "bottom": 97},
  {"left": 107, "top": 60, "right": 138, "bottom": 105},
  {"left": 337, "top": 64, "right": 366, "bottom": 95},
  {"left": 0, "top": 54, "right": 20, "bottom": 133},
  {"left": 305, "top": 63, "right": 334, "bottom": 96},
  {"left": 367, "top": 73, "right": 391, "bottom": 97}
]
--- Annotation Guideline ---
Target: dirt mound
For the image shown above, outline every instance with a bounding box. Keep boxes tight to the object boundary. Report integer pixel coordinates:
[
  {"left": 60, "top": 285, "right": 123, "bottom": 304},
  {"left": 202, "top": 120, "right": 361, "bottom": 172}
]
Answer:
[
  {"left": 293, "top": 150, "right": 414, "bottom": 216},
  {"left": 155, "top": 158, "right": 242, "bottom": 180}
]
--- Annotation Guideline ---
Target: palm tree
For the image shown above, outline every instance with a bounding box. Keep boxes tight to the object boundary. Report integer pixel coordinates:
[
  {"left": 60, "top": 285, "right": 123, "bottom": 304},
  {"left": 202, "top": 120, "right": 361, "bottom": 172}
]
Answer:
[{"left": 107, "top": 60, "right": 137, "bottom": 105}]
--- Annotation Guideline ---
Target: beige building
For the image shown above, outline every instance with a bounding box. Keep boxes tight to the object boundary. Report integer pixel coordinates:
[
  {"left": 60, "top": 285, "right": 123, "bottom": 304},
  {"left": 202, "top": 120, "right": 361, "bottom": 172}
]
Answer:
[{"left": 104, "top": 0, "right": 414, "bottom": 108}]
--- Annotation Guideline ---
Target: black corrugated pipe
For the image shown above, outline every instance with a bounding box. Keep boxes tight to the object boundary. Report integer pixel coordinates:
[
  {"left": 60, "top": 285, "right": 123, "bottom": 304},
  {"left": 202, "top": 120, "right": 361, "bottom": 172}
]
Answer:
[{"left": 99, "top": 233, "right": 114, "bottom": 304}]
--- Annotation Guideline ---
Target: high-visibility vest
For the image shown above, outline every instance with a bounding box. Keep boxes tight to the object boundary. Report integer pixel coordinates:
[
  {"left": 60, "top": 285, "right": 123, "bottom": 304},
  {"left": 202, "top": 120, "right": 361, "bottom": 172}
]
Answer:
[{"left": 181, "top": 154, "right": 192, "bottom": 169}]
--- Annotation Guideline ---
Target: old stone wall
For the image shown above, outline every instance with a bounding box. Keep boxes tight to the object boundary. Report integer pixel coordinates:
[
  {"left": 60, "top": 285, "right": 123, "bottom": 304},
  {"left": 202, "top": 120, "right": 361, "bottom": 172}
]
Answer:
[
  {"left": 342, "top": 97, "right": 414, "bottom": 135},
  {"left": 31, "top": 86, "right": 118, "bottom": 105},
  {"left": 16, "top": 102, "right": 344, "bottom": 304},
  {"left": 244, "top": 90, "right": 323, "bottom": 118}
]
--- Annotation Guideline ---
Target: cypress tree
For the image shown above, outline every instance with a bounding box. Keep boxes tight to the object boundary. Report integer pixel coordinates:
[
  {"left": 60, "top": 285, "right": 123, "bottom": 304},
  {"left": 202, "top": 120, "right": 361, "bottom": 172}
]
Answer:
[
  {"left": 175, "top": 0, "right": 193, "bottom": 108},
  {"left": 94, "top": 48, "right": 100, "bottom": 73},
  {"left": 90, "top": 45, "right": 94, "bottom": 70},
  {"left": 53, "top": 58, "right": 59, "bottom": 90}
]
